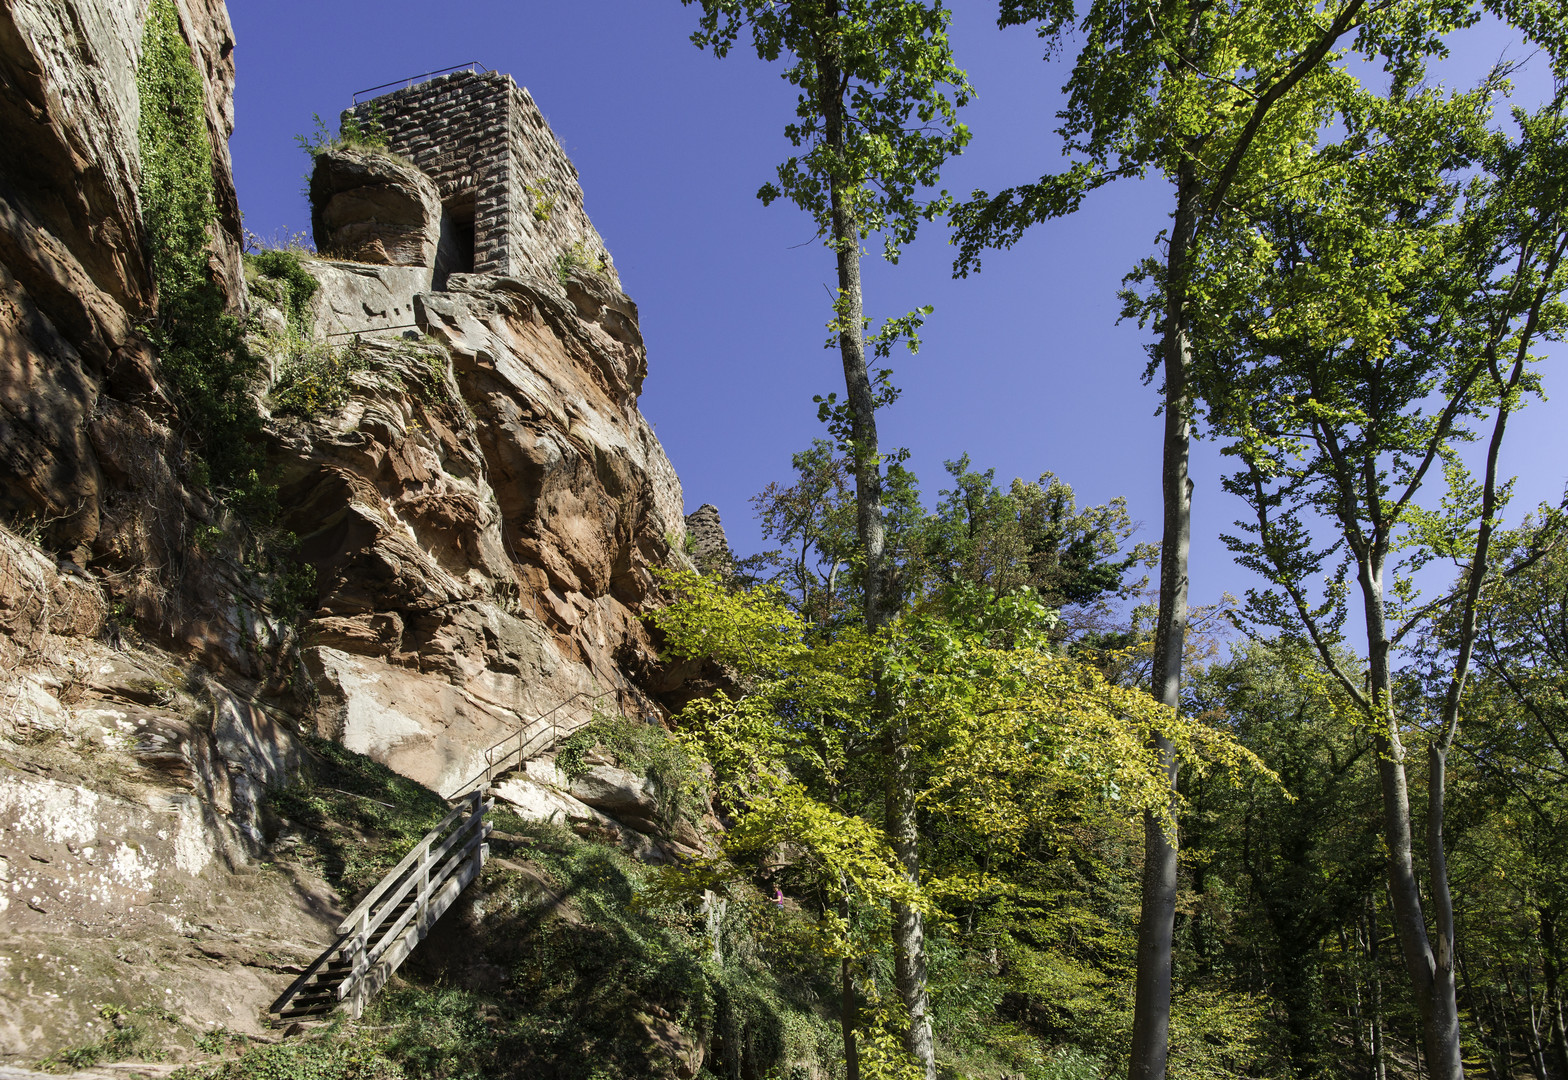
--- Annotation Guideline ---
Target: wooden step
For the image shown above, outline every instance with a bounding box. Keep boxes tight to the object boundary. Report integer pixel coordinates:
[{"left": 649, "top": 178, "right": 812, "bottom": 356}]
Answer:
[
  {"left": 271, "top": 789, "right": 491, "bottom": 1021},
  {"left": 278, "top": 1004, "right": 337, "bottom": 1019}
]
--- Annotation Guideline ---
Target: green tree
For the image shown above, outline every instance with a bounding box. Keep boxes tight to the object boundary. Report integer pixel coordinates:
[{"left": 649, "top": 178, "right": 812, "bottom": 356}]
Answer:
[
  {"left": 946, "top": 1, "right": 1453, "bottom": 1070},
  {"left": 1183, "top": 642, "right": 1385, "bottom": 1077},
  {"left": 681, "top": 9, "right": 969, "bottom": 1068},
  {"left": 649, "top": 569, "right": 1268, "bottom": 1076},
  {"left": 1189, "top": 77, "right": 1568, "bottom": 1078},
  {"left": 1441, "top": 504, "right": 1568, "bottom": 1077},
  {"left": 917, "top": 455, "right": 1155, "bottom": 634}
]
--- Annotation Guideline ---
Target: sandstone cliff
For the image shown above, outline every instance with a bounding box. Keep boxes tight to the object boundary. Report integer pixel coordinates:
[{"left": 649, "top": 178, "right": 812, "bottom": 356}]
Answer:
[
  {"left": 0, "top": 0, "right": 731, "bottom": 1067},
  {"left": 264, "top": 258, "right": 694, "bottom": 798}
]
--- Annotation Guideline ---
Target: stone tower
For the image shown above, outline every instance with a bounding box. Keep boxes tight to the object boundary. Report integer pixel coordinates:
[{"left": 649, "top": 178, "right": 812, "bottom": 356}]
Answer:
[{"left": 340, "top": 69, "right": 617, "bottom": 289}]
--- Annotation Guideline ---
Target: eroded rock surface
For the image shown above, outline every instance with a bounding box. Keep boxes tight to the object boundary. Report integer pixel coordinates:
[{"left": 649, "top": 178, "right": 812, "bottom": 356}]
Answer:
[
  {"left": 0, "top": 0, "right": 273, "bottom": 681},
  {"left": 310, "top": 147, "right": 444, "bottom": 267},
  {"left": 0, "top": 531, "right": 340, "bottom": 1060},
  {"left": 0, "top": 0, "right": 721, "bottom": 1065},
  {"left": 262, "top": 259, "right": 698, "bottom": 795}
]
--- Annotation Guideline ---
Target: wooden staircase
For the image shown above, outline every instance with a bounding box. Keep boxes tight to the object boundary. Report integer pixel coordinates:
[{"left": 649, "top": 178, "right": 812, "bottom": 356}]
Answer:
[
  {"left": 270, "top": 688, "right": 620, "bottom": 1021},
  {"left": 272, "top": 788, "right": 492, "bottom": 1020}
]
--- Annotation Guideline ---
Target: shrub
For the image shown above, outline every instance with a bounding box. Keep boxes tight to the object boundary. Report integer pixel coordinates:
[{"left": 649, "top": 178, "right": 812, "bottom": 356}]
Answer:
[
  {"left": 555, "top": 714, "right": 709, "bottom": 831},
  {"left": 552, "top": 241, "right": 610, "bottom": 286},
  {"left": 267, "top": 332, "right": 370, "bottom": 419},
  {"left": 137, "top": 0, "right": 262, "bottom": 489},
  {"left": 296, "top": 110, "right": 388, "bottom": 158},
  {"left": 246, "top": 248, "right": 320, "bottom": 334}
]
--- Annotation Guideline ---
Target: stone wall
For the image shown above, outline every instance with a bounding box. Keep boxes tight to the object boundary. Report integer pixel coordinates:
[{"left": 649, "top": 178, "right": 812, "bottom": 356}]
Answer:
[{"left": 344, "top": 70, "right": 618, "bottom": 289}]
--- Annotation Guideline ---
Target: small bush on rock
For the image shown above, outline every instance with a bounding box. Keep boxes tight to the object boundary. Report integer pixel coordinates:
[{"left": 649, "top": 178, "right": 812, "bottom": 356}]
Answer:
[{"left": 556, "top": 714, "right": 710, "bottom": 831}]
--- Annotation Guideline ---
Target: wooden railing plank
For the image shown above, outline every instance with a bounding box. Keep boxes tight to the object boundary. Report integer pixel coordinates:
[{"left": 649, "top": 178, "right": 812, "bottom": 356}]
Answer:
[
  {"left": 343, "top": 842, "right": 488, "bottom": 1017},
  {"left": 336, "top": 794, "right": 477, "bottom": 934},
  {"left": 341, "top": 805, "right": 486, "bottom": 949},
  {"left": 342, "top": 821, "right": 492, "bottom": 990},
  {"left": 276, "top": 678, "right": 624, "bottom": 1020}
]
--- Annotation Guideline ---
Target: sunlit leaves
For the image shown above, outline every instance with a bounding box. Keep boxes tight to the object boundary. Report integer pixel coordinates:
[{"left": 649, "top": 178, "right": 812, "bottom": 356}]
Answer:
[{"left": 686, "top": 0, "right": 971, "bottom": 260}]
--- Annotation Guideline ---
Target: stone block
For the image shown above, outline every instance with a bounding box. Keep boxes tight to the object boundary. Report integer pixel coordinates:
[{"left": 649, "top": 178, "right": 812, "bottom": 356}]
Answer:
[{"left": 310, "top": 147, "right": 443, "bottom": 268}]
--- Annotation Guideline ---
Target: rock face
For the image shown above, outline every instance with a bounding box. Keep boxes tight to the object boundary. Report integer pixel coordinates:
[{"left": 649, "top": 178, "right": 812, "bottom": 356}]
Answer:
[
  {"left": 0, "top": 0, "right": 723, "bottom": 1062},
  {"left": 310, "top": 146, "right": 444, "bottom": 267},
  {"left": 0, "top": 529, "right": 341, "bottom": 1058},
  {"left": 684, "top": 503, "right": 735, "bottom": 579},
  {"left": 0, "top": 0, "right": 268, "bottom": 678},
  {"left": 268, "top": 258, "right": 693, "bottom": 796}
]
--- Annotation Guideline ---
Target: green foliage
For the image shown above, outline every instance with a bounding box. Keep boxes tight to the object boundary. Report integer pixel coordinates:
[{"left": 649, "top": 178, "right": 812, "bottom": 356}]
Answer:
[
  {"left": 268, "top": 736, "right": 449, "bottom": 901},
  {"left": 555, "top": 714, "right": 711, "bottom": 830},
  {"left": 553, "top": 240, "right": 610, "bottom": 285},
  {"left": 246, "top": 248, "right": 320, "bottom": 333},
  {"left": 137, "top": 0, "right": 262, "bottom": 488},
  {"left": 648, "top": 567, "right": 1273, "bottom": 954},
  {"left": 180, "top": 1027, "right": 402, "bottom": 1080},
  {"left": 197, "top": 817, "right": 836, "bottom": 1080},
  {"left": 526, "top": 178, "right": 556, "bottom": 222},
  {"left": 260, "top": 530, "right": 318, "bottom": 619},
  {"left": 296, "top": 109, "right": 388, "bottom": 158},
  {"left": 743, "top": 442, "right": 1158, "bottom": 639},
  {"left": 267, "top": 332, "right": 371, "bottom": 418},
  {"left": 247, "top": 247, "right": 370, "bottom": 420},
  {"left": 917, "top": 455, "right": 1156, "bottom": 612},
  {"left": 686, "top": 0, "right": 971, "bottom": 262}
]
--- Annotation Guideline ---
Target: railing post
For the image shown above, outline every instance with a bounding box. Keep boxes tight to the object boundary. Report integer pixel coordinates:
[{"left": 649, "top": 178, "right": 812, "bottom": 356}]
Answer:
[{"left": 348, "top": 908, "right": 369, "bottom": 1018}]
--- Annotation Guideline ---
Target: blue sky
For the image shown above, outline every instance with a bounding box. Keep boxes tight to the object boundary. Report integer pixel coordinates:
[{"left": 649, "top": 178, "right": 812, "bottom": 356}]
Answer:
[{"left": 228, "top": 2, "right": 1567, "bottom": 622}]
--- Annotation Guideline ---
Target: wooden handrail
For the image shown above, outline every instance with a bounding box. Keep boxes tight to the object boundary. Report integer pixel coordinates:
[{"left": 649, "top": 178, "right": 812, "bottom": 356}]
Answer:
[
  {"left": 336, "top": 792, "right": 477, "bottom": 935},
  {"left": 343, "top": 818, "right": 492, "bottom": 992},
  {"left": 273, "top": 686, "right": 636, "bottom": 1021},
  {"left": 339, "top": 801, "right": 487, "bottom": 946}
]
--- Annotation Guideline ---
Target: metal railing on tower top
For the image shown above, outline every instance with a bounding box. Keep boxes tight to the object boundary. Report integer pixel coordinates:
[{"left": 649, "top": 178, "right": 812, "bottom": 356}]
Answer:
[{"left": 352, "top": 62, "right": 492, "bottom": 105}]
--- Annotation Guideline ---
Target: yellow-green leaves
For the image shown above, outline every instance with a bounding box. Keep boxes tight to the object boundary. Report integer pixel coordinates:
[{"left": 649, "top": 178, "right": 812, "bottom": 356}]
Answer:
[
  {"left": 650, "top": 570, "right": 1274, "bottom": 896},
  {"left": 653, "top": 569, "right": 810, "bottom": 675}
]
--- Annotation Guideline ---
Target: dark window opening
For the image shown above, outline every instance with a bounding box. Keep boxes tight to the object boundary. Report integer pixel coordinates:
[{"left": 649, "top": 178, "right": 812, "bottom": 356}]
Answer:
[{"left": 434, "top": 193, "right": 476, "bottom": 289}]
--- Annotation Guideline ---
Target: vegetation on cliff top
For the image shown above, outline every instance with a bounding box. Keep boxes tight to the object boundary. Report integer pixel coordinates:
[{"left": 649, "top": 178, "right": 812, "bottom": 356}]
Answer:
[{"left": 137, "top": 0, "right": 261, "bottom": 490}]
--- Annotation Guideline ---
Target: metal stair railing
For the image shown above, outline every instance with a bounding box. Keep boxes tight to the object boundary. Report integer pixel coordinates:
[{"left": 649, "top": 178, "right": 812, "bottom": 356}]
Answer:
[{"left": 454, "top": 688, "right": 618, "bottom": 798}]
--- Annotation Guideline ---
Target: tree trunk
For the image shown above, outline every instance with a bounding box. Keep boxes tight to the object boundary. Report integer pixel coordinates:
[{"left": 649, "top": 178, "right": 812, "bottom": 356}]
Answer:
[
  {"left": 814, "top": 11, "right": 928, "bottom": 1077},
  {"left": 1357, "top": 552, "right": 1465, "bottom": 1080},
  {"left": 1128, "top": 158, "right": 1197, "bottom": 1080},
  {"left": 816, "top": 7, "right": 885, "bottom": 634},
  {"left": 1371, "top": 906, "right": 1386, "bottom": 1080},
  {"left": 842, "top": 957, "right": 860, "bottom": 1080},
  {"left": 887, "top": 718, "right": 934, "bottom": 1076},
  {"left": 1539, "top": 908, "right": 1568, "bottom": 1080}
]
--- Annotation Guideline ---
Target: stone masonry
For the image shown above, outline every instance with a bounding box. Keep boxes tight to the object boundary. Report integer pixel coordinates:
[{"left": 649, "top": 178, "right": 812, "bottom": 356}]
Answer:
[{"left": 343, "top": 70, "right": 619, "bottom": 288}]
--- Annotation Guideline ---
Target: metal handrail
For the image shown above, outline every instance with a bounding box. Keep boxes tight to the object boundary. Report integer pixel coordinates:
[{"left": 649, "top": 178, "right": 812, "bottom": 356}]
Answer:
[
  {"left": 352, "top": 63, "right": 491, "bottom": 104},
  {"left": 451, "top": 688, "right": 618, "bottom": 799}
]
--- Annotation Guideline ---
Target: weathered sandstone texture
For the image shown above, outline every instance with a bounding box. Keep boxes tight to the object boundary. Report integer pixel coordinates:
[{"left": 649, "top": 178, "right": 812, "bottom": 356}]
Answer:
[
  {"left": 0, "top": 0, "right": 272, "bottom": 679},
  {"left": 265, "top": 257, "right": 692, "bottom": 796},
  {"left": 0, "top": 528, "right": 342, "bottom": 1059},
  {"left": 310, "top": 146, "right": 444, "bottom": 267},
  {"left": 0, "top": 0, "right": 720, "bottom": 1061}
]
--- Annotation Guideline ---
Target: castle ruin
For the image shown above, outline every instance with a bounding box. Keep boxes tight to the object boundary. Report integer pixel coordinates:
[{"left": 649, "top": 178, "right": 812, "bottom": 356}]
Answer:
[{"left": 316, "top": 68, "right": 617, "bottom": 291}]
